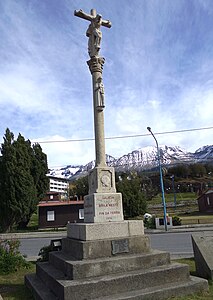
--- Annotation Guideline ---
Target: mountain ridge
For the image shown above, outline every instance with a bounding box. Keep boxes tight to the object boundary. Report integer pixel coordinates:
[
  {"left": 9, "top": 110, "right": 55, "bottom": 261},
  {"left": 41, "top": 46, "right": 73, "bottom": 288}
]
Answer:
[{"left": 47, "top": 145, "right": 213, "bottom": 180}]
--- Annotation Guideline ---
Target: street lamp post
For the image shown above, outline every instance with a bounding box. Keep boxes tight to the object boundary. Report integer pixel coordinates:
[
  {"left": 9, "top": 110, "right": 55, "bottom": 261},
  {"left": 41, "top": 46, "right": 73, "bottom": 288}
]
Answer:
[{"left": 147, "top": 127, "right": 168, "bottom": 231}]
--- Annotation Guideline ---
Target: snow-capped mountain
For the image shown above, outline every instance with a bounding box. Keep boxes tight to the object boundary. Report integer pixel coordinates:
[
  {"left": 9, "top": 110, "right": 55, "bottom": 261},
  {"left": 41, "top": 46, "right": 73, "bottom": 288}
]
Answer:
[
  {"left": 111, "top": 146, "right": 194, "bottom": 172},
  {"left": 47, "top": 165, "right": 83, "bottom": 179},
  {"left": 47, "top": 145, "right": 213, "bottom": 180},
  {"left": 194, "top": 145, "right": 213, "bottom": 160}
]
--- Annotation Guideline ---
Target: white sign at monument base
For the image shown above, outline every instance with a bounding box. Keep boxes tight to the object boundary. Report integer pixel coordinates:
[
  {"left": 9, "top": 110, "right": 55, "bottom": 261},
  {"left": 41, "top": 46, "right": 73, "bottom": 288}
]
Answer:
[{"left": 84, "top": 192, "right": 124, "bottom": 223}]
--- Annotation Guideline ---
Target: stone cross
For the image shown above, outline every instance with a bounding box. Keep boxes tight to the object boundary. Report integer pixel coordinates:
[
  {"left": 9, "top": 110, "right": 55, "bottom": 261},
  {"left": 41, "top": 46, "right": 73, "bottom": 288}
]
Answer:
[
  {"left": 74, "top": 9, "right": 111, "bottom": 58},
  {"left": 74, "top": 9, "right": 111, "bottom": 167},
  {"left": 74, "top": 9, "right": 124, "bottom": 223}
]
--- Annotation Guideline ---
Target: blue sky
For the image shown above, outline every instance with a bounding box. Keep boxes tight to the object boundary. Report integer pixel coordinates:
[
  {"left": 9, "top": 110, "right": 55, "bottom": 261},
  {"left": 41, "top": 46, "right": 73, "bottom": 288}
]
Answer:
[{"left": 0, "top": 0, "right": 213, "bottom": 167}]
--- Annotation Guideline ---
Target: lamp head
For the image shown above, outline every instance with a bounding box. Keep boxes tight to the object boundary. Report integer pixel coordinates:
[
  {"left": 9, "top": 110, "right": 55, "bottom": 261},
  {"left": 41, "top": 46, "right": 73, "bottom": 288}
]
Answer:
[{"left": 147, "top": 126, "right": 151, "bottom": 132}]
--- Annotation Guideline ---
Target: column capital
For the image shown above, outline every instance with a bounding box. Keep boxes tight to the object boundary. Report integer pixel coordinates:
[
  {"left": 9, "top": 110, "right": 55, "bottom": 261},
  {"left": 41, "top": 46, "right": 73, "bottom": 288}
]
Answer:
[{"left": 87, "top": 57, "right": 105, "bottom": 74}]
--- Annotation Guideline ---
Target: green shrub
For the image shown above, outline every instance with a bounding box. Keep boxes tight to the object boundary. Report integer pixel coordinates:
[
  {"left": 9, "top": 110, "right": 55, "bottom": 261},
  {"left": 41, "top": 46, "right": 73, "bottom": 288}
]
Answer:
[
  {"left": 38, "top": 239, "right": 62, "bottom": 262},
  {"left": 0, "top": 239, "right": 30, "bottom": 274},
  {"left": 144, "top": 216, "right": 156, "bottom": 229},
  {"left": 37, "top": 245, "right": 52, "bottom": 262},
  {"left": 172, "top": 215, "right": 181, "bottom": 226}
]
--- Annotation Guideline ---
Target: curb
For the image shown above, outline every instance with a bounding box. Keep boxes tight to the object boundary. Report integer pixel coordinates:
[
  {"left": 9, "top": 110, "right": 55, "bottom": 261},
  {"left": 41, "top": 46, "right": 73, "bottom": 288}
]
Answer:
[
  {"left": 0, "top": 231, "right": 67, "bottom": 239},
  {"left": 145, "top": 224, "right": 213, "bottom": 234}
]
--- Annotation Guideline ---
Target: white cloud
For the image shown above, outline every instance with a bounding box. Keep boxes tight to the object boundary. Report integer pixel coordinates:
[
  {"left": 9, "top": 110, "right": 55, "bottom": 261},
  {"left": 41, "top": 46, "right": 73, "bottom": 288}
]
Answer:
[
  {"left": 148, "top": 100, "right": 161, "bottom": 109},
  {"left": 0, "top": 0, "right": 213, "bottom": 167},
  {"left": 34, "top": 135, "right": 95, "bottom": 167}
]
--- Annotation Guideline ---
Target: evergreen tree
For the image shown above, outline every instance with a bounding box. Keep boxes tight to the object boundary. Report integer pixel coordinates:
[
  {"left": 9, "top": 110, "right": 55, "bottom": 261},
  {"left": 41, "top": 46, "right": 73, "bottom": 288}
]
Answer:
[
  {"left": 189, "top": 163, "right": 206, "bottom": 178},
  {"left": 31, "top": 143, "right": 49, "bottom": 200},
  {"left": 0, "top": 128, "right": 49, "bottom": 232},
  {"left": 204, "top": 163, "right": 213, "bottom": 175},
  {"left": 168, "top": 164, "right": 191, "bottom": 178},
  {"left": 69, "top": 176, "right": 89, "bottom": 199},
  {"left": 0, "top": 129, "right": 17, "bottom": 231},
  {"left": 13, "top": 134, "right": 37, "bottom": 229},
  {"left": 116, "top": 175, "right": 147, "bottom": 218}
]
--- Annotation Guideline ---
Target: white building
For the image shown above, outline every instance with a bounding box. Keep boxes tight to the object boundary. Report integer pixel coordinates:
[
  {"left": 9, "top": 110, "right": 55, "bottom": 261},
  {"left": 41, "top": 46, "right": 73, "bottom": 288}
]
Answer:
[{"left": 47, "top": 176, "right": 69, "bottom": 199}]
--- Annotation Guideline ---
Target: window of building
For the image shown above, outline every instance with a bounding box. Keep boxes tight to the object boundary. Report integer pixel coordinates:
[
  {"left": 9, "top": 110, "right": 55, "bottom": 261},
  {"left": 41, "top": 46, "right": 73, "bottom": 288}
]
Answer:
[
  {"left": 50, "top": 195, "right": 54, "bottom": 200},
  {"left": 79, "top": 209, "right": 84, "bottom": 220},
  {"left": 47, "top": 210, "right": 55, "bottom": 221}
]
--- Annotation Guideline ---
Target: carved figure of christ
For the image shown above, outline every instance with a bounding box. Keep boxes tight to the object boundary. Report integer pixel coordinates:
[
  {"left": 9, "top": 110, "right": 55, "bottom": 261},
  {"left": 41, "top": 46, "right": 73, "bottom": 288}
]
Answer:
[{"left": 74, "top": 9, "right": 111, "bottom": 58}]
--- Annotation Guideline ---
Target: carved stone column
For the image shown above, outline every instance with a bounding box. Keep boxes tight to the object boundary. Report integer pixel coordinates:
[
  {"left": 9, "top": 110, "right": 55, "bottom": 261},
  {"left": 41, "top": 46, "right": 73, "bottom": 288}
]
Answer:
[
  {"left": 85, "top": 56, "right": 124, "bottom": 223},
  {"left": 87, "top": 57, "right": 106, "bottom": 167}
]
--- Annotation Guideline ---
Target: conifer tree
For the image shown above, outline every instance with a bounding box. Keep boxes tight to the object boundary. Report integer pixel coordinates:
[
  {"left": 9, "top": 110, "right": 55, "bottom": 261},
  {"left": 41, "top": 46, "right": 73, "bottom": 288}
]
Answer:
[
  {"left": 0, "top": 128, "right": 49, "bottom": 232},
  {"left": 0, "top": 129, "right": 17, "bottom": 231},
  {"left": 13, "top": 134, "right": 37, "bottom": 229},
  {"left": 31, "top": 143, "right": 49, "bottom": 201},
  {"left": 69, "top": 176, "right": 88, "bottom": 199},
  {"left": 116, "top": 175, "right": 147, "bottom": 218}
]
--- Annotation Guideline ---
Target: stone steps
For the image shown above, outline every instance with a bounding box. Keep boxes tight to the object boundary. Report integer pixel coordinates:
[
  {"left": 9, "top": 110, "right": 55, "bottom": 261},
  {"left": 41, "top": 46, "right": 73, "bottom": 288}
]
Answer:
[
  {"left": 93, "top": 276, "right": 208, "bottom": 300},
  {"left": 49, "top": 249, "right": 170, "bottom": 279},
  {"left": 25, "top": 273, "right": 58, "bottom": 300},
  {"left": 26, "top": 271, "right": 208, "bottom": 300},
  {"left": 25, "top": 222, "right": 209, "bottom": 299},
  {"left": 35, "top": 260, "right": 191, "bottom": 300}
]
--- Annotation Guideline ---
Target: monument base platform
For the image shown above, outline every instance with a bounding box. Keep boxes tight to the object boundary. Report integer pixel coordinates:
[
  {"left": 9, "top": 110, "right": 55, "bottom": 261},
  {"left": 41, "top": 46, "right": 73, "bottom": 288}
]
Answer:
[
  {"left": 25, "top": 220, "right": 208, "bottom": 300},
  {"left": 67, "top": 220, "right": 144, "bottom": 240},
  {"left": 62, "top": 235, "right": 150, "bottom": 260}
]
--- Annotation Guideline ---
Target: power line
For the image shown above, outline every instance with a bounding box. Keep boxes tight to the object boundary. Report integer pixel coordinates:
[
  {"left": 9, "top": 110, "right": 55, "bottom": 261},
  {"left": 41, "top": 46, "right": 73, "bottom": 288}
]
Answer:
[{"left": 34, "top": 125, "right": 213, "bottom": 144}]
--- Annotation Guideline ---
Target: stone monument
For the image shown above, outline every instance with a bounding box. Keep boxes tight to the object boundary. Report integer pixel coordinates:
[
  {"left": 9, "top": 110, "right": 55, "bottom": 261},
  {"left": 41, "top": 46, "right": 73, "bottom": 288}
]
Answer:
[
  {"left": 25, "top": 8, "right": 208, "bottom": 300},
  {"left": 73, "top": 8, "right": 124, "bottom": 224}
]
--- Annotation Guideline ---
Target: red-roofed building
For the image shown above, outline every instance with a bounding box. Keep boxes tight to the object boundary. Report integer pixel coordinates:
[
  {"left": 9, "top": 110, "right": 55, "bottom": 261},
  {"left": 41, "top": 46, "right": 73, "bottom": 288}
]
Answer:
[{"left": 38, "top": 193, "right": 84, "bottom": 228}]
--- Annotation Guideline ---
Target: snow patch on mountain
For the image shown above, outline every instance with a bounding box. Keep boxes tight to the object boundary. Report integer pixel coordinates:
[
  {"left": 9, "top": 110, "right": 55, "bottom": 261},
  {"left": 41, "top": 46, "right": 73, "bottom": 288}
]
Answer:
[
  {"left": 47, "top": 165, "right": 82, "bottom": 179},
  {"left": 47, "top": 145, "right": 213, "bottom": 180},
  {"left": 194, "top": 145, "right": 213, "bottom": 159}
]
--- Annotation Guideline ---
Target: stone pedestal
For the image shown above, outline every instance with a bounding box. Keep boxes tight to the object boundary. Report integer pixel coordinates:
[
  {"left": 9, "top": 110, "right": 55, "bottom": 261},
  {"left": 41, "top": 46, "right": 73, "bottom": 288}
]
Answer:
[
  {"left": 84, "top": 166, "right": 124, "bottom": 223},
  {"left": 25, "top": 220, "right": 208, "bottom": 300},
  {"left": 67, "top": 220, "right": 144, "bottom": 240},
  {"left": 65, "top": 220, "right": 148, "bottom": 260},
  {"left": 88, "top": 166, "right": 116, "bottom": 194},
  {"left": 84, "top": 193, "right": 123, "bottom": 222}
]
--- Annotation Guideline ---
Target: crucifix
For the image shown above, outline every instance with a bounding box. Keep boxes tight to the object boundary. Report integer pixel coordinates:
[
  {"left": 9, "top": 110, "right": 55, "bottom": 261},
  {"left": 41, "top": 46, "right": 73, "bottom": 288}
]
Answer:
[
  {"left": 74, "top": 9, "right": 111, "bottom": 168},
  {"left": 74, "top": 9, "right": 111, "bottom": 58},
  {"left": 74, "top": 9, "right": 123, "bottom": 223}
]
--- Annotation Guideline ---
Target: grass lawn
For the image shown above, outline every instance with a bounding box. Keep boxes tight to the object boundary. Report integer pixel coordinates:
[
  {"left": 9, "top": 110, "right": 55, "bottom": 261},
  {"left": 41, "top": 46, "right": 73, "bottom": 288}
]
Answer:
[
  {"left": 169, "top": 282, "right": 213, "bottom": 300},
  {"left": 180, "top": 214, "right": 213, "bottom": 225},
  {"left": 0, "top": 263, "right": 35, "bottom": 300},
  {"left": 27, "top": 212, "right": 38, "bottom": 230},
  {"left": 0, "top": 259, "right": 212, "bottom": 300},
  {"left": 9, "top": 212, "right": 39, "bottom": 233},
  {"left": 169, "top": 258, "right": 213, "bottom": 300},
  {"left": 150, "top": 192, "right": 197, "bottom": 205},
  {"left": 147, "top": 192, "right": 213, "bottom": 225}
]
